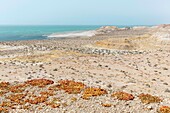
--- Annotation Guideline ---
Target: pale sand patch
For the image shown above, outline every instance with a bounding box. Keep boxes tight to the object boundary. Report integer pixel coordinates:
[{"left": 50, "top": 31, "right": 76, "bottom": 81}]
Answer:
[
  {"left": 0, "top": 45, "right": 26, "bottom": 51},
  {"left": 0, "top": 50, "right": 90, "bottom": 63},
  {"left": 92, "top": 34, "right": 162, "bottom": 51}
]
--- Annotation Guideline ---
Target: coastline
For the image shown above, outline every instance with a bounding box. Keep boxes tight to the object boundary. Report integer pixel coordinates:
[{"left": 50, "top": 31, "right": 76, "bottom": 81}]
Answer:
[
  {"left": 0, "top": 25, "right": 153, "bottom": 42},
  {"left": 0, "top": 25, "right": 101, "bottom": 41},
  {"left": 0, "top": 25, "right": 170, "bottom": 112}
]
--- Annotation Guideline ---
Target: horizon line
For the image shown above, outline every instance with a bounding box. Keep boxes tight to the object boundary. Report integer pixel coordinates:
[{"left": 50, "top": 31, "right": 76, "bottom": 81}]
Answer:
[{"left": 0, "top": 24, "right": 156, "bottom": 26}]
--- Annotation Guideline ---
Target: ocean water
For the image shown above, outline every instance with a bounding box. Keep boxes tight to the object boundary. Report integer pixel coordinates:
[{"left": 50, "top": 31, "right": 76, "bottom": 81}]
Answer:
[
  {"left": 0, "top": 25, "right": 102, "bottom": 41},
  {"left": 0, "top": 25, "right": 142, "bottom": 41}
]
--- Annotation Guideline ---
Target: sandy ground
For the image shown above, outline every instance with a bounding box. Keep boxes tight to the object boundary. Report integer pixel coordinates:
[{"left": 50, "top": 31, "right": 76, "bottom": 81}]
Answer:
[{"left": 0, "top": 25, "right": 170, "bottom": 113}]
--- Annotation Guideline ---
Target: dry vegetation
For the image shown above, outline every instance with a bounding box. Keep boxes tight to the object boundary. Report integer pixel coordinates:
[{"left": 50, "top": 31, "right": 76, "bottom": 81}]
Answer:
[
  {"left": 138, "top": 93, "right": 162, "bottom": 104},
  {"left": 25, "top": 79, "right": 54, "bottom": 87},
  {"left": 0, "top": 50, "right": 87, "bottom": 63},
  {"left": 82, "top": 87, "right": 107, "bottom": 100},
  {"left": 101, "top": 103, "right": 112, "bottom": 107},
  {"left": 0, "top": 79, "right": 169, "bottom": 112},
  {"left": 159, "top": 106, "right": 170, "bottom": 113},
  {"left": 111, "top": 91, "right": 134, "bottom": 101},
  {"left": 56, "top": 80, "right": 86, "bottom": 94}
]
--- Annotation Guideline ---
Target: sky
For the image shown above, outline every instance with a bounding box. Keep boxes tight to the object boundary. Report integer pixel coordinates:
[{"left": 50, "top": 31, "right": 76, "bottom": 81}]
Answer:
[{"left": 0, "top": 0, "right": 170, "bottom": 25}]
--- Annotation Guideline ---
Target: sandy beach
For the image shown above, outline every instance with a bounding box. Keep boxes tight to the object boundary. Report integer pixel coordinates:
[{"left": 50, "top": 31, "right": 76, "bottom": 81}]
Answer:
[{"left": 0, "top": 25, "right": 170, "bottom": 113}]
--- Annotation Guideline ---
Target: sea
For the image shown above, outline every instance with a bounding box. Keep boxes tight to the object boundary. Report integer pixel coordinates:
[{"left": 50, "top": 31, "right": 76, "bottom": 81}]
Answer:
[{"left": 0, "top": 25, "right": 142, "bottom": 41}]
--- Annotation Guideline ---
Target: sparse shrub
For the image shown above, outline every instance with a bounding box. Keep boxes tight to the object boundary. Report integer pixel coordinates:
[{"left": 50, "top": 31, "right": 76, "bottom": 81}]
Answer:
[
  {"left": 45, "top": 98, "right": 60, "bottom": 108},
  {"left": 0, "top": 107, "right": 9, "bottom": 113},
  {"left": 159, "top": 106, "right": 170, "bottom": 113},
  {"left": 27, "top": 96, "right": 47, "bottom": 104},
  {"left": 82, "top": 87, "right": 107, "bottom": 100},
  {"left": 138, "top": 93, "right": 162, "bottom": 104},
  {"left": 7, "top": 93, "right": 26, "bottom": 105},
  {"left": 101, "top": 103, "right": 112, "bottom": 107},
  {"left": 0, "top": 82, "right": 10, "bottom": 90},
  {"left": 111, "top": 91, "right": 134, "bottom": 101},
  {"left": 57, "top": 80, "right": 86, "bottom": 94},
  {"left": 9, "top": 83, "right": 28, "bottom": 93},
  {"left": 25, "top": 79, "right": 54, "bottom": 87}
]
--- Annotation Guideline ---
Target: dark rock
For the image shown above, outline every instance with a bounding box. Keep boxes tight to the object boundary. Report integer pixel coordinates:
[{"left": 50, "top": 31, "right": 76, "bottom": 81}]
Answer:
[
  {"left": 107, "top": 84, "right": 112, "bottom": 88},
  {"left": 53, "top": 68, "right": 58, "bottom": 71},
  {"left": 152, "top": 79, "right": 156, "bottom": 81},
  {"left": 165, "top": 89, "right": 170, "bottom": 93},
  {"left": 163, "top": 83, "right": 168, "bottom": 85}
]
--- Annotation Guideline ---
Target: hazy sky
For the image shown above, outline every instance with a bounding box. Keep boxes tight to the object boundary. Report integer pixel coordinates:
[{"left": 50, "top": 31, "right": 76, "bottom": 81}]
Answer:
[{"left": 0, "top": 0, "right": 169, "bottom": 25}]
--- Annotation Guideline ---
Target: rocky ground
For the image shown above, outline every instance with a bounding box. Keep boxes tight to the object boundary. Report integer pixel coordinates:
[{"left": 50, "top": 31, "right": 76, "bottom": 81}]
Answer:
[{"left": 0, "top": 25, "right": 170, "bottom": 113}]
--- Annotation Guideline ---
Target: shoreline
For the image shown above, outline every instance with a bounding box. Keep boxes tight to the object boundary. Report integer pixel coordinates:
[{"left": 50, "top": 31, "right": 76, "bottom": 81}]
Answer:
[
  {"left": 0, "top": 25, "right": 153, "bottom": 42},
  {"left": 0, "top": 25, "right": 102, "bottom": 42}
]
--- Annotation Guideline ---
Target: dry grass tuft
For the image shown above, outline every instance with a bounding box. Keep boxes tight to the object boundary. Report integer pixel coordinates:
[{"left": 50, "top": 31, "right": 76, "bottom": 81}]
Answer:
[
  {"left": 111, "top": 92, "right": 134, "bottom": 101},
  {"left": 138, "top": 93, "right": 162, "bottom": 104}
]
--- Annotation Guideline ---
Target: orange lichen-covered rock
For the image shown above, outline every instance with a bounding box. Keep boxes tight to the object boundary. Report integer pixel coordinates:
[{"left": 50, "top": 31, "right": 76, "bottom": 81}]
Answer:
[
  {"left": 159, "top": 106, "right": 170, "bottom": 113},
  {"left": 82, "top": 87, "right": 107, "bottom": 100},
  {"left": 57, "top": 80, "right": 86, "bottom": 94},
  {"left": 138, "top": 93, "right": 162, "bottom": 104},
  {"left": 25, "top": 79, "right": 54, "bottom": 87},
  {"left": 111, "top": 92, "right": 134, "bottom": 101}
]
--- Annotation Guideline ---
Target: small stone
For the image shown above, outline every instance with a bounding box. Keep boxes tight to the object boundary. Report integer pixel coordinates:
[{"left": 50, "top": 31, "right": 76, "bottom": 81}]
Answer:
[
  {"left": 27, "top": 76, "right": 32, "bottom": 79},
  {"left": 146, "top": 84, "right": 150, "bottom": 88},
  {"left": 121, "top": 85, "right": 127, "bottom": 89},
  {"left": 147, "top": 105, "right": 153, "bottom": 110},
  {"left": 95, "top": 80, "right": 101, "bottom": 83},
  {"left": 107, "top": 84, "right": 112, "bottom": 88},
  {"left": 165, "top": 89, "right": 170, "bottom": 93},
  {"left": 53, "top": 68, "right": 58, "bottom": 71},
  {"left": 163, "top": 83, "right": 168, "bottom": 85},
  {"left": 152, "top": 79, "right": 156, "bottom": 81},
  {"left": 163, "top": 67, "right": 168, "bottom": 70}
]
